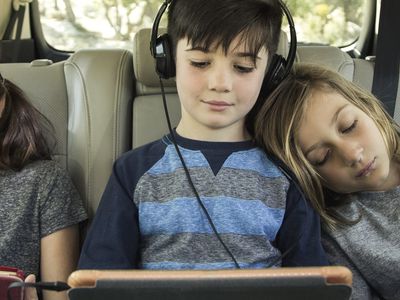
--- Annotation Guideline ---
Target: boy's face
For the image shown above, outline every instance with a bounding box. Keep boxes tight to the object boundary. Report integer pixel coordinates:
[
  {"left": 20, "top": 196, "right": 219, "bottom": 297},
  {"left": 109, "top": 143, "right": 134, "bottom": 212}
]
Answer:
[
  {"left": 175, "top": 36, "right": 268, "bottom": 141},
  {"left": 297, "top": 89, "right": 399, "bottom": 194}
]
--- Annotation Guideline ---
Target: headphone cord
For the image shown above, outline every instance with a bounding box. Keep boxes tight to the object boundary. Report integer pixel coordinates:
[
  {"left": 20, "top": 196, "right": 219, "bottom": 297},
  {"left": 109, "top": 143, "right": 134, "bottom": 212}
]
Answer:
[
  {"left": 8, "top": 281, "right": 70, "bottom": 300},
  {"left": 159, "top": 78, "right": 240, "bottom": 269}
]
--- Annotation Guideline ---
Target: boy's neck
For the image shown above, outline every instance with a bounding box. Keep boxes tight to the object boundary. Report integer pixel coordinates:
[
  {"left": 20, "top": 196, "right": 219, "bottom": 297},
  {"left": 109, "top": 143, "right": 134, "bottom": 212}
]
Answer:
[{"left": 176, "top": 123, "right": 251, "bottom": 142}]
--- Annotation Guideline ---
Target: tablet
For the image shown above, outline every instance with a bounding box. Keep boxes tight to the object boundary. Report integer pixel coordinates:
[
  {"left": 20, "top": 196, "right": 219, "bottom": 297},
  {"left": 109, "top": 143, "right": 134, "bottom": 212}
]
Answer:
[{"left": 67, "top": 266, "right": 352, "bottom": 300}]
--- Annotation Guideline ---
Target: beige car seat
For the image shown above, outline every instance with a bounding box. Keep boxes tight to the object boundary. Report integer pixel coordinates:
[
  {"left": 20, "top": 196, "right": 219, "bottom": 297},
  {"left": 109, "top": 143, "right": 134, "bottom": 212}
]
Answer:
[{"left": 0, "top": 48, "right": 134, "bottom": 220}]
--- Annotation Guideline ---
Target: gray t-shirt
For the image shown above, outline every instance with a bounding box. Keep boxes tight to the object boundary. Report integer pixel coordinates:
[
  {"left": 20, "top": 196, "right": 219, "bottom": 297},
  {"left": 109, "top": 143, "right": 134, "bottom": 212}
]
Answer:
[
  {"left": 0, "top": 160, "right": 87, "bottom": 277},
  {"left": 322, "top": 186, "right": 400, "bottom": 300}
]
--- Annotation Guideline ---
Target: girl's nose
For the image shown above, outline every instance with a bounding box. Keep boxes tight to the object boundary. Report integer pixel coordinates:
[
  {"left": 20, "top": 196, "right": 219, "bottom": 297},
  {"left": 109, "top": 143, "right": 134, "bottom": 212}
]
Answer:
[{"left": 339, "top": 143, "right": 363, "bottom": 167}]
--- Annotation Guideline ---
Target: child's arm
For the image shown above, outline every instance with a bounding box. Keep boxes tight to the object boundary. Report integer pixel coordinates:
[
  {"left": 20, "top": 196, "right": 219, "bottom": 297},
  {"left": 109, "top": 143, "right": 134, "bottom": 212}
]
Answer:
[
  {"left": 78, "top": 162, "right": 140, "bottom": 269},
  {"left": 79, "top": 142, "right": 166, "bottom": 269},
  {"left": 322, "top": 234, "right": 377, "bottom": 300},
  {"left": 40, "top": 225, "right": 80, "bottom": 300},
  {"left": 275, "top": 182, "right": 329, "bottom": 266}
]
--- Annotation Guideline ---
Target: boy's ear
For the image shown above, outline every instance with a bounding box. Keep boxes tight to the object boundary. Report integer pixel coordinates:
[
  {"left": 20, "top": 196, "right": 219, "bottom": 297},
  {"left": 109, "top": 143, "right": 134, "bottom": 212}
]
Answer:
[{"left": 153, "top": 34, "right": 176, "bottom": 79}]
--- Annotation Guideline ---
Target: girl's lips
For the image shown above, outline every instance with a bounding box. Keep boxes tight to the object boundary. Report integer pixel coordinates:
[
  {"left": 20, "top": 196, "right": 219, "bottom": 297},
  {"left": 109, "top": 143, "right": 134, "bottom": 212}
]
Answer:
[{"left": 356, "top": 157, "right": 376, "bottom": 177}]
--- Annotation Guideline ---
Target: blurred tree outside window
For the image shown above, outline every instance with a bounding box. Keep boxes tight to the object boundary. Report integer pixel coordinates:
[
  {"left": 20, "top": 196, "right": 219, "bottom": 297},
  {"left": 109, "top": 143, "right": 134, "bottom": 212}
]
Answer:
[
  {"left": 39, "top": 0, "right": 365, "bottom": 51},
  {"left": 39, "top": 0, "right": 163, "bottom": 50},
  {"left": 285, "top": 0, "right": 365, "bottom": 46}
]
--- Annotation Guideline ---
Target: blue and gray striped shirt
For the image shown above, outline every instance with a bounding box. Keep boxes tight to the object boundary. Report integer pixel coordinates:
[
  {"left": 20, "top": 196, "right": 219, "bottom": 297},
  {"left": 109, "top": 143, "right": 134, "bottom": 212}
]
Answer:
[{"left": 79, "top": 133, "right": 327, "bottom": 269}]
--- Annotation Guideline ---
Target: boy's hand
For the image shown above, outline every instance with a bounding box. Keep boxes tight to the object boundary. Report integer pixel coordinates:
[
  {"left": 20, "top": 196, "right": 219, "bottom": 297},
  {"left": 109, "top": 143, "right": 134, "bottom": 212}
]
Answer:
[{"left": 24, "top": 274, "right": 38, "bottom": 300}]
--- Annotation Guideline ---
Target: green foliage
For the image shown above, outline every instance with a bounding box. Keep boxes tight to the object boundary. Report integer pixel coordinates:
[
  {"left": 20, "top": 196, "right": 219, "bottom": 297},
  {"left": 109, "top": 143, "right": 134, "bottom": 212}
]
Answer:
[
  {"left": 101, "top": 0, "right": 162, "bottom": 40},
  {"left": 39, "top": 0, "right": 366, "bottom": 51},
  {"left": 284, "top": 0, "right": 365, "bottom": 46}
]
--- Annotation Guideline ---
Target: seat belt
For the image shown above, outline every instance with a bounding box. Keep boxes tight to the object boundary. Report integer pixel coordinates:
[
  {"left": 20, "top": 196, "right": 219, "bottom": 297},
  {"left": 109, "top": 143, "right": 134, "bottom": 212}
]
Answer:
[
  {"left": 3, "top": 5, "right": 26, "bottom": 40},
  {"left": 0, "top": 0, "right": 35, "bottom": 63},
  {"left": 371, "top": 0, "right": 400, "bottom": 117}
]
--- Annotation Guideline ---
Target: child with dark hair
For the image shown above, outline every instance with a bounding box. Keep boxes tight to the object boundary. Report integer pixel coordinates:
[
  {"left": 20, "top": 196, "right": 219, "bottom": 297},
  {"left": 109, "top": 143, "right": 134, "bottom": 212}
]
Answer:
[
  {"left": 79, "top": 0, "right": 328, "bottom": 270},
  {"left": 0, "top": 73, "right": 87, "bottom": 300}
]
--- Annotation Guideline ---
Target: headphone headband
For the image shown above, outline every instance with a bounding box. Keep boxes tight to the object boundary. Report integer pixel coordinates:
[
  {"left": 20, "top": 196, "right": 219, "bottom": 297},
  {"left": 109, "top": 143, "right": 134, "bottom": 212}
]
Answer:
[
  {"left": 278, "top": 0, "right": 297, "bottom": 80},
  {"left": 151, "top": 0, "right": 297, "bottom": 90},
  {"left": 150, "top": 0, "right": 169, "bottom": 58}
]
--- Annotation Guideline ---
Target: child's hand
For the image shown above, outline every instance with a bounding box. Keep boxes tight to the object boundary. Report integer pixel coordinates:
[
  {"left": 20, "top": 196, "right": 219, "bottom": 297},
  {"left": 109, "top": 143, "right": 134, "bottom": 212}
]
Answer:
[{"left": 23, "top": 274, "right": 38, "bottom": 300}]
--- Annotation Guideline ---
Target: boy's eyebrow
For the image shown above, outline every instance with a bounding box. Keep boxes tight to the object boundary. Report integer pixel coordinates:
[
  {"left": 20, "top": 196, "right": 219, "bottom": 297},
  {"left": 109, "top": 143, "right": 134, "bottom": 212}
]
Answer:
[
  {"left": 185, "top": 47, "right": 260, "bottom": 59},
  {"left": 304, "top": 103, "right": 349, "bottom": 157},
  {"left": 236, "top": 52, "right": 261, "bottom": 60},
  {"left": 186, "top": 46, "right": 209, "bottom": 52}
]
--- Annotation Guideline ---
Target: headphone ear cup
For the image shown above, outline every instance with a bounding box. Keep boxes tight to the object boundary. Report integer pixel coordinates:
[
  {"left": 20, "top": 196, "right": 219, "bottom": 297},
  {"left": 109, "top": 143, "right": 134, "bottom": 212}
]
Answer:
[
  {"left": 154, "top": 34, "right": 176, "bottom": 79},
  {"left": 250, "top": 54, "right": 287, "bottom": 119},
  {"left": 261, "top": 54, "right": 287, "bottom": 97}
]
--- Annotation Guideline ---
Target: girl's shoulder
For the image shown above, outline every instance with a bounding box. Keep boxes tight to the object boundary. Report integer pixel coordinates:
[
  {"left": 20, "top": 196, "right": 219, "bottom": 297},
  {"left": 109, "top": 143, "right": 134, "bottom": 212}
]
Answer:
[
  {"left": 0, "top": 159, "right": 80, "bottom": 208},
  {"left": 20, "top": 159, "right": 65, "bottom": 176},
  {"left": 1, "top": 159, "right": 69, "bottom": 186}
]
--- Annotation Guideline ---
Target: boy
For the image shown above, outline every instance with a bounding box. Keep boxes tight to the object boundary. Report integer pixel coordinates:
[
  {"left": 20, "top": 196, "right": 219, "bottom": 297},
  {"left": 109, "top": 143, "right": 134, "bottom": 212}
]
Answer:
[{"left": 79, "top": 0, "right": 328, "bottom": 269}]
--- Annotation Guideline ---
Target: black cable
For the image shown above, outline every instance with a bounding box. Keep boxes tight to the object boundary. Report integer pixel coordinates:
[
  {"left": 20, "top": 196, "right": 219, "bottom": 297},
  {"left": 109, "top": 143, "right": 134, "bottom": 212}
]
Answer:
[
  {"left": 159, "top": 78, "right": 241, "bottom": 269},
  {"left": 7, "top": 281, "right": 70, "bottom": 300}
]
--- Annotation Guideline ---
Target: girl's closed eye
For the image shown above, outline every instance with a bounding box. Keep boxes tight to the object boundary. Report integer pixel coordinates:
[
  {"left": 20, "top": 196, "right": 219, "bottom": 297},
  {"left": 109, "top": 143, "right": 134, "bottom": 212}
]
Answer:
[
  {"left": 341, "top": 120, "right": 358, "bottom": 134},
  {"left": 312, "top": 149, "right": 331, "bottom": 167}
]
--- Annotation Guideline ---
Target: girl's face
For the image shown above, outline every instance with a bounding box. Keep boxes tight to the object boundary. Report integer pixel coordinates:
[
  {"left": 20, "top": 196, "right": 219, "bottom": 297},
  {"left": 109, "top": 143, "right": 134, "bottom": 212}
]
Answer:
[
  {"left": 174, "top": 36, "right": 268, "bottom": 141},
  {"left": 297, "top": 89, "right": 400, "bottom": 193}
]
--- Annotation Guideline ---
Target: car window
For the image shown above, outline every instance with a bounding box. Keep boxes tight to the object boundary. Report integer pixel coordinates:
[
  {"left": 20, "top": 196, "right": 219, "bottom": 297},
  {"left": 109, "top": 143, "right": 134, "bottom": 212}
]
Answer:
[
  {"left": 39, "top": 0, "right": 366, "bottom": 51},
  {"left": 39, "top": 0, "right": 163, "bottom": 51},
  {"left": 285, "top": 0, "right": 366, "bottom": 47}
]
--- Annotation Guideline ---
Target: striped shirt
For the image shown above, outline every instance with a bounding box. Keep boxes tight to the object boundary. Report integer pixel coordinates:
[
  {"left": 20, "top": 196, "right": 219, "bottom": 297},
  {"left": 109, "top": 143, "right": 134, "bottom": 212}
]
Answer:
[{"left": 79, "top": 133, "right": 327, "bottom": 269}]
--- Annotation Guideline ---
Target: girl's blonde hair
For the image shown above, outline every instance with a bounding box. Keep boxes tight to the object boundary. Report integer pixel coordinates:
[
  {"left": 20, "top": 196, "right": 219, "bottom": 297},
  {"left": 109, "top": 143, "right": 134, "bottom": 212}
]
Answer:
[{"left": 254, "top": 63, "right": 400, "bottom": 229}]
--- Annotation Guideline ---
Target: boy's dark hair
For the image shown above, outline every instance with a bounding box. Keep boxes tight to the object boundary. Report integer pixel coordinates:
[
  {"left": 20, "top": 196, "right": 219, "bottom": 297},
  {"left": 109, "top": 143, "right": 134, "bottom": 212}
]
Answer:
[
  {"left": 0, "top": 75, "right": 54, "bottom": 171},
  {"left": 168, "top": 0, "right": 282, "bottom": 64},
  {"left": 167, "top": 0, "right": 283, "bottom": 136}
]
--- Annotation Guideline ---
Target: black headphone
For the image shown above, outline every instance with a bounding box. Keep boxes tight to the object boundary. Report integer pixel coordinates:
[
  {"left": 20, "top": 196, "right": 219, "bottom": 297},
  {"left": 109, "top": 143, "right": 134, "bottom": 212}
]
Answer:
[{"left": 150, "top": 0, "right": 297, "bottom": 93}]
